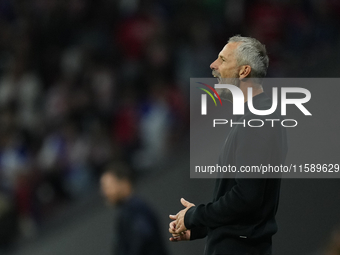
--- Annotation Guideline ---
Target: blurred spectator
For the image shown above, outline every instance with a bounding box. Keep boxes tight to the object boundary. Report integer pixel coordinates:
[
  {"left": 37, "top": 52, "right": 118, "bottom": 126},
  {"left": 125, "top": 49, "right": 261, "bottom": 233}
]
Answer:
[
  {"left": 100, "top": 161, "right": 169, "bottom": 255},
  {"left": 112, "top": 88, "right": 140, "bottom": 163},
  {"left": 176, "top": 17, "right": 215, "bottom": 95},
  {"left": 38, "top": 120, "right": 92, "bottom": 199},
  {"left": 88, "top": 119, "right": 116, "bottom": 179},
  {"left": 0, "top": 56, "right": 42, "bottom": 133},
  {"left": 133, "top": 80, "right": 171, "bottom": 170}
]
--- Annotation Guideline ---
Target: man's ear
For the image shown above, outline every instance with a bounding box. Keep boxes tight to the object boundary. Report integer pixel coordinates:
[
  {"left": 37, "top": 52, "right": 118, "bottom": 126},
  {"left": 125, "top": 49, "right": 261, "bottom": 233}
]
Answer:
[{"left": 239, "top": 65, "right": 251, "bottom": 80}]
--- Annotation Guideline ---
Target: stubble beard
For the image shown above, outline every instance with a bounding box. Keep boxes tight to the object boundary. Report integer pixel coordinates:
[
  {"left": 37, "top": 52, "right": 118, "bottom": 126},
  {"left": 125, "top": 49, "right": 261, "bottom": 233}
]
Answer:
[{"left": 213, "top": 70, "right": 240, "bottom": 102}]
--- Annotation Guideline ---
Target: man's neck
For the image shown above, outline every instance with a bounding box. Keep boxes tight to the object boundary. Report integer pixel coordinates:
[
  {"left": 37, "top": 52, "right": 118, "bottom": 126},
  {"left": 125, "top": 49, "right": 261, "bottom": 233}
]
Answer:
[{"left": 240, "top": 82, "right": 263, "bottom": 103}]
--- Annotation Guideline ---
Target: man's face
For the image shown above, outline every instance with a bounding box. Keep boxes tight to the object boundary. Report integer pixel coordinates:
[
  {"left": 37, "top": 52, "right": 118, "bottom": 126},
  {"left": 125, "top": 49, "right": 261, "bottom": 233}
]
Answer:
[
  {"left": 100, "top": 173, "right": 122, "bottom": 205},
  {"left": 210, "top": 42, "right": 240, "bottom": 100}
]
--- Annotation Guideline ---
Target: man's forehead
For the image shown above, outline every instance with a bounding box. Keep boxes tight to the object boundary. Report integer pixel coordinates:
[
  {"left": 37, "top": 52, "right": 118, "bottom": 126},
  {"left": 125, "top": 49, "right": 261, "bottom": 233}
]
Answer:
[{"left": 219, "top": 42, "right": 239, "bottom": 57}]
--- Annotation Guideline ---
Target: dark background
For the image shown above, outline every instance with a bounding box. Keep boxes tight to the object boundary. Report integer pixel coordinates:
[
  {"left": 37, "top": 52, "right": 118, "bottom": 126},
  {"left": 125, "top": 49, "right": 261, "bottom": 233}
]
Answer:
[{"left": 0, "top": 0, "right": 340, "bottom": 254}]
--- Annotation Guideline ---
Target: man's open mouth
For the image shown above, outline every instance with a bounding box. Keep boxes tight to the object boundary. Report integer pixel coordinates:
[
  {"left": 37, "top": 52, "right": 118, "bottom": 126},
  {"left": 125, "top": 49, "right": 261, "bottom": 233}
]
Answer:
[{"left": 212, "top": 71, "right": 221, "bottom": 83}]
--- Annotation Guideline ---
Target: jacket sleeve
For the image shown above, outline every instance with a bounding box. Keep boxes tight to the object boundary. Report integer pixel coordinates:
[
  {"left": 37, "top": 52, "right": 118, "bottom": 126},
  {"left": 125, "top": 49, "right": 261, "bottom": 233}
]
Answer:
[
  {"left": 190, "top": 226, "right": 208, "bottom": 240},
  {"left": 184, "top": 125, "right": 276, "bottom": 229}
]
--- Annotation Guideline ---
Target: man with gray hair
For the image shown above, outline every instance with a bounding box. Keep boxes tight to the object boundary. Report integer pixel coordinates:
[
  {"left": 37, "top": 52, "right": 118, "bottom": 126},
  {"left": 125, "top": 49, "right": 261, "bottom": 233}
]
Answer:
[{"left": 169, "top": 35, "right": 287, "bottom": 255}]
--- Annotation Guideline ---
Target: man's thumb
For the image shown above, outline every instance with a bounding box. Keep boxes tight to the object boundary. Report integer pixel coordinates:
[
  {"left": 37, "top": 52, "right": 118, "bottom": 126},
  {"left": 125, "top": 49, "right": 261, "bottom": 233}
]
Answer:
[
  {"left": 169, "top": 214, "right": 177, "bottom": 220},
  {"left": 181, "top": 198, "right": 189, "bottom": 207}
]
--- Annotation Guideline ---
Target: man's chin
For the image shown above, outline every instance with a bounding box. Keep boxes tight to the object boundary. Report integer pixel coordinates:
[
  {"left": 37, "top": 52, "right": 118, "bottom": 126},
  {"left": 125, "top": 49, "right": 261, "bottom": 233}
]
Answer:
[
  {"left": 216, "top": 88, "right": 232, "bottom": 101},
  {"left": 220, "top": 77, "right": 239, "bottom": 86}
]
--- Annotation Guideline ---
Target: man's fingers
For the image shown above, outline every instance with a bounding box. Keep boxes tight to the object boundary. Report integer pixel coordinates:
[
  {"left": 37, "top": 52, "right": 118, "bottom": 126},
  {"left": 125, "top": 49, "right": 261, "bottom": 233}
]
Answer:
[
  {"left": 169, "top": 237, "right": 176, "bottom": 242},
  {"left": 169, "top": 232, "right": 183, "bottom": 242},
  {"left": 175, "top": 224, "right": 186, "bottom": 234},
  {"left": 169, "top": 221, "right": 176, "bottom": 231},
  {"left": 169, "top": 227, "right": 176, "bottom": 234},
  {"left": 169, "top": 231, "right": 188, "bottom": 242},
  {"left": 172, "top": 232, "right": 181, "bottom": 237},
  {"left": 169, "top": 221, "right": 177, "bottom": 234},
  {"left": 169, "top": 236, "right": 179, "bottom": 242}
]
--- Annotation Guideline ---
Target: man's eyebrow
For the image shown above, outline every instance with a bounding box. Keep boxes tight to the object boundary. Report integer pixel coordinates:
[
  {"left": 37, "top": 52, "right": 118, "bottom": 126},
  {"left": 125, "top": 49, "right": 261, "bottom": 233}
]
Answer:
[{"left": 219, "top": 54, "right": 226, "bottom": 60}]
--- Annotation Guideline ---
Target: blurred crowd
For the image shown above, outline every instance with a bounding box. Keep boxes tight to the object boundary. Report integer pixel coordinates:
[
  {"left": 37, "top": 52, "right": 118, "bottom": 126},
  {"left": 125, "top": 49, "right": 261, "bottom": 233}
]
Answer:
[{"left": 0, "top": 0, "right": 340, "bottom": 249}]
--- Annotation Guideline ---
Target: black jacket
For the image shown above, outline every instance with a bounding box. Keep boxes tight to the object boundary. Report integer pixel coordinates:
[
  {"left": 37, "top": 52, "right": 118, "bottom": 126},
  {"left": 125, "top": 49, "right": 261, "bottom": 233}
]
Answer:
[
  {"left": 184, "top": 92, "right": 288, "bottom": 255},
  {"left": 115, "top": 196, "right": 168, "bottom": 255}
]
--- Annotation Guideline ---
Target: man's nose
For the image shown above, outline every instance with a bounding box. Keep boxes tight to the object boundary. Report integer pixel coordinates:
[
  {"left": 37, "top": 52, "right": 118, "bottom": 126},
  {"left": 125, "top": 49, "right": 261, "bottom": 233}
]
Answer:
[{"left": 210, "top": 59, "right": 218, "bottom": 70}]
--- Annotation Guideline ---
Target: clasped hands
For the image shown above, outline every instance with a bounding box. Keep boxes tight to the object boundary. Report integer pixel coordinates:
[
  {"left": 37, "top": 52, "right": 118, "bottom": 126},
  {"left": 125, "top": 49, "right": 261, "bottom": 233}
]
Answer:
[{"left": 169, "top": 198, "right": 195, "bottom": 242}]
